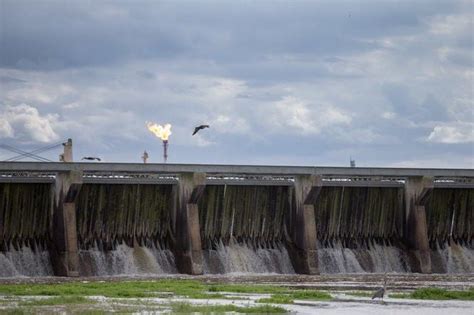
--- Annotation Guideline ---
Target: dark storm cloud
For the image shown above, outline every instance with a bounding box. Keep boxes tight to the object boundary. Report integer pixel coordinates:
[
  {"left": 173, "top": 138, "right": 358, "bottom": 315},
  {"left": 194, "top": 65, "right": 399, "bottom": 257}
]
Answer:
[
  {"left": 0, "top": 1, "right": 185, "bottom": 69},
  {"left": 0, "top": 0, "right": 460, "bottom": 71}
]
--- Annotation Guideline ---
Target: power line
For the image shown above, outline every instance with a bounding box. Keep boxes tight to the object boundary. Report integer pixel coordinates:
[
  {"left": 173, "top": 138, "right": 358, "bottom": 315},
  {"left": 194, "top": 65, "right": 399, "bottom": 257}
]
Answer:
[
  {"left": 1, "top": 144, "right": 52, "bottom": 162},
  {"left": 1, "top": 141, "right": 64, "bottom": 162},
  {"left": 6, "top": 141, "right": 64, "bottom": 161}
]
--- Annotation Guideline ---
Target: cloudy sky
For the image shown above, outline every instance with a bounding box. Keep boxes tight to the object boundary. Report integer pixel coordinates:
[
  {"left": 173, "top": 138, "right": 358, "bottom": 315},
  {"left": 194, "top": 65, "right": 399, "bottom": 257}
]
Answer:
[{"left": 0, "top": 0, "right": 472, "bottom": 167}]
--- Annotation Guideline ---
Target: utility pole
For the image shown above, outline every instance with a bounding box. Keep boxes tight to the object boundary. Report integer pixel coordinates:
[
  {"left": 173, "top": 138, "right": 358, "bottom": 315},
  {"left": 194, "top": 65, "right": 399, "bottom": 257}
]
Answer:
[
  {"left": 142, "top": 150, "right": 149, "bottom": 163},
  {"left": 59, "top": 139, "right": 73, "bottom": 162}
]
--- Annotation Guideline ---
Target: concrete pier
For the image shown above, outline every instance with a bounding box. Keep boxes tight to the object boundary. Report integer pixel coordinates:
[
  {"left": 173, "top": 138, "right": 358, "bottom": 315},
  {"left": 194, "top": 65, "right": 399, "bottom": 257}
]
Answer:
[
  {"left": 289, "top": 175, "right": 322, "bottom": 274},
  {"left": 404, "top": 176, "right": 434, "bottom": 274},
  {"left": 50, "top": 141, "right": 82, "bottom": 276},
  {"left": 174, "top": 172, "right": 206, "bottom": 275}
]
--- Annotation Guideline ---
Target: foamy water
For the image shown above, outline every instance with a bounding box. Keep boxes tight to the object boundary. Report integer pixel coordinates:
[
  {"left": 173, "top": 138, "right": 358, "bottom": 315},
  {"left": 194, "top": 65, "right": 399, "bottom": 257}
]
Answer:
[
  {"left": 79, "top": 244, "right": 177, "bottom": 276},
  {"left": 431, "top": 243, "right": 474, "bottom": 273},
  {"left": 1, "top": 242, "right": 472, "bottom": 277},
  {"left": 203, "top": 240, "right": 295, "bottom": 274},
  {"left": 0, "top": 246, "right": 53, "bottom": 277},
  {"left": 318, "top": 241, "right": 413, "bottom": 273}
]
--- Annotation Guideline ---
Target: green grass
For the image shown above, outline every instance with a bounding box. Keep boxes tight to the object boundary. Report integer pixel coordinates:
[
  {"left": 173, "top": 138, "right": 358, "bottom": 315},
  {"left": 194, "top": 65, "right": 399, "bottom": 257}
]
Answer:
[
  {"left": 0, "top": 279, "right": 331, "bottom": 306},
  {"left": 208, "top": 284, "right": 332, "bottom": 300},
  {"left": 390, "top": 288, "right": 474, "bottom": 300},
  {"left": 75, "top": 311, "right": 108, "bottom": 315},
  {"left": 20, "top": 296, "right": 92, "bottom": 306},
  {"left": 0, "top": 281, "right": 259, "bottom": 298},
  {"left": 0, "top": 279, "right": 210, "bottom": 299},
  {"left": 171, "top": 302, "right": 288, "bottom": 314},
  {"left": 256, "top": 290, "right": 332, "bottom": 304},
  {"left": 1, "top": 310, "right": 32, "bottom": 315},
  {"left": 257, "top": 294, "right": 294, "bottom": 304},
  {"left": 346, "top": 291, "right": 374, "bottom": 298},
  {"left": 0, "top": 280, "right": 340, "bottom": 314},
  {"left": 289, "top": 290, "right": 332, "bottom": 301},
  {"left": 208, "top": 284, "right": 287, "bottom": 294}
]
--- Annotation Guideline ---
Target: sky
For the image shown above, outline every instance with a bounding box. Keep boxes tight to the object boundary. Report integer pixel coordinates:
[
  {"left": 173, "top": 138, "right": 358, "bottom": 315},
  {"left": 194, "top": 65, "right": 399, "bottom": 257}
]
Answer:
[{"left": 0, "top": 0, "right": 472, "bottom": 167}]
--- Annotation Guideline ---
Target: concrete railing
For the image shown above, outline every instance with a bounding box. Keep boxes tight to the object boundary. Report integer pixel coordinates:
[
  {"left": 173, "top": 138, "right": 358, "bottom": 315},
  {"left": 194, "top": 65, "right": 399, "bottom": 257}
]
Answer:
[
  {"left": 1, "top": 162, "right": 473, "bottom": 189},
  {"left": 0, "top": 161, "right": 473, "bottom": 177}
]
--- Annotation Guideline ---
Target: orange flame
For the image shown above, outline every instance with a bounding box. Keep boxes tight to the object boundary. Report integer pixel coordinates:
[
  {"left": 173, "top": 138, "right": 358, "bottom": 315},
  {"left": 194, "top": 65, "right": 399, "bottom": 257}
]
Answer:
[{"left": 146, "top": 122, "right": 172, "bottom": 141}]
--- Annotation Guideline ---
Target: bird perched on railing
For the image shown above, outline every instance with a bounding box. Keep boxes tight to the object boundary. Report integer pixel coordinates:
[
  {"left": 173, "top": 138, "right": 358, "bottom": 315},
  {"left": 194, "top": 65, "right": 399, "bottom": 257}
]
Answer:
[
  {"left": 82, "top": 156, "right": 101, "bottom": 161},
  {"left": 372, "top": 275, "right": 388, "bottom": 301},
  {"left": 192, "top": 124, "right": 210, "bottom": 135}
]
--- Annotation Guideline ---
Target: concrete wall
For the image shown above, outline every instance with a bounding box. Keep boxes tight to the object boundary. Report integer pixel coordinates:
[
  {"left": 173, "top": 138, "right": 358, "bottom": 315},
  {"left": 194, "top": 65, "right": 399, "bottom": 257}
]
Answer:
[{"left": 1, "top": 162, "right": 472, "bottom": 276}]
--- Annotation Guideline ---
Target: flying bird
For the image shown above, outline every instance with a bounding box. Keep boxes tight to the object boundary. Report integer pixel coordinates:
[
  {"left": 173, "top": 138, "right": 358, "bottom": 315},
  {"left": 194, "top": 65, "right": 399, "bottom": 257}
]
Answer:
[
  {"left": 192, "top": 124, "right": 210, "bottom": 135},
  {"left": 82, "top": 156, "right": 101, "bottom": 161}
]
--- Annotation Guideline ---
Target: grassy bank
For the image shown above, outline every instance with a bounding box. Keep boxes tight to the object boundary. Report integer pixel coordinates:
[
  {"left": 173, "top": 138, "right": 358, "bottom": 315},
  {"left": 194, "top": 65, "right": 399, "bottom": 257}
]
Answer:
[
  {"left": 0, "top": 279, "right": 335, "bottom": 313},
  {"left": 171, "top": 302, "right": 287, "bottom": 313},
  {"left": 256, "top": 290, "right": 334, "bottom": 304},
  {"left": 345, "top": 291, "right": 374, "bottom": 298},
  {"left": 0, "top": 280, "right": 209, "bottom": 298},
  {"left": 1, "top": 280, "right": 473, "bottom": 314},
  {"left": 390, "top": 288, "right": 474, "bottom": 300},
  {"left": 19, "top": 296, "right": 91, "bottom": 306},
  {"left": 0, "top": 279, "right": 330, "bottom": 301}
]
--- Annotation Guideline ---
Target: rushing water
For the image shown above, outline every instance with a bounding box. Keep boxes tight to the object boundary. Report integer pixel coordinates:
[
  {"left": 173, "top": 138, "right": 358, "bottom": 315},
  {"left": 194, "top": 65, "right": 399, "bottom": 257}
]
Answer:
[
  {"left": 1, "top": 243, "right": 473, "bottom": 277},
  {"left": 79, "top": 244, "right": 177, "bottom": 276},
  {"left": 431, "top": 243, "right": 474, "bottom": 274},
  {"left": 0, "top": 246, "right": 53, "bottom": 277},
  {"left": 318, "top": 241, "right": 414, "bottom": 273},
  {"left": 203, "top": 240, "right": 295, "bottom": 274},
  {"left": 318, "top": 241, "right": 474, "bottom": 274}
]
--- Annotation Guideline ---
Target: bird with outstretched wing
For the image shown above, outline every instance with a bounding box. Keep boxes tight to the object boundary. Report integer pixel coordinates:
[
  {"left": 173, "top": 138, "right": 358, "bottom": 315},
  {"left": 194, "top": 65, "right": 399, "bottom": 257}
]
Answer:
[
  {"left": 82, "top": 156, "right": 101, "bottom": 161},
  {"left": 192, "top": 124, "right": 210, "bottom": 135}
]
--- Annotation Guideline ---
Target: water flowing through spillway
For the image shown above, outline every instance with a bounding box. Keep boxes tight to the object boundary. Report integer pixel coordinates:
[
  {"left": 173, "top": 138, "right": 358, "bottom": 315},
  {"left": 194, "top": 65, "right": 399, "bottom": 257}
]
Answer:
[
  {"left": 0, "top": 246, "right": 53, "bottom": 277},
  {"left": 203, "top": 240, "right": 295, "bottom": 274},
  {"left": 317, "top": 241, "right": 413, "bottom": 273},
  {"left": 314, "top": 187, "right": 415, "bottom": 273},
  {"left": 0, "top": 183, "right": 53, "bottom": 277},
  {"left": 317, "top": 242, "right": 474, "bottom": 274},
  {"left": 431, "top": 243, "right": 474, "bottom": 274},
  {"left": 426, "top": 188, "right": 474, "bottom": 274},
  {"left": 79, "top": 244, "right": 177, "bottom": 276},
  {"left": 3, "top": 244, "right": 472, "bottom": 276},
  {"left": 1, "top": 183, "right": 472, "bottom": 277},
  {"left": 75, "top": 184, "right": 177, "bottom": 276},
  {"left": 199, "top": 185, "right": 293, "bottom": 274}
]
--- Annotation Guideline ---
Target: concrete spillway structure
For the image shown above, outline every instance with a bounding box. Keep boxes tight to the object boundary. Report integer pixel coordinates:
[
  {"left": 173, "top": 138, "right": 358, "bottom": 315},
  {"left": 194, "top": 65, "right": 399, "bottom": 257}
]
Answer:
[{"left": 0, "top": 161, "right": 473, "bottom": 277}]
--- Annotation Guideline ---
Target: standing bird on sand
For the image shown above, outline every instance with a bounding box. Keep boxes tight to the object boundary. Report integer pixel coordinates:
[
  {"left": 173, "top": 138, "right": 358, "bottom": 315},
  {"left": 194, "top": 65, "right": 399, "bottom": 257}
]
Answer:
[
  {"left": 192, "top": 124, "right": 210, "bottom": 135},
  {"left": 372, "top": 276, "right": 388, "bottom": 301}
]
